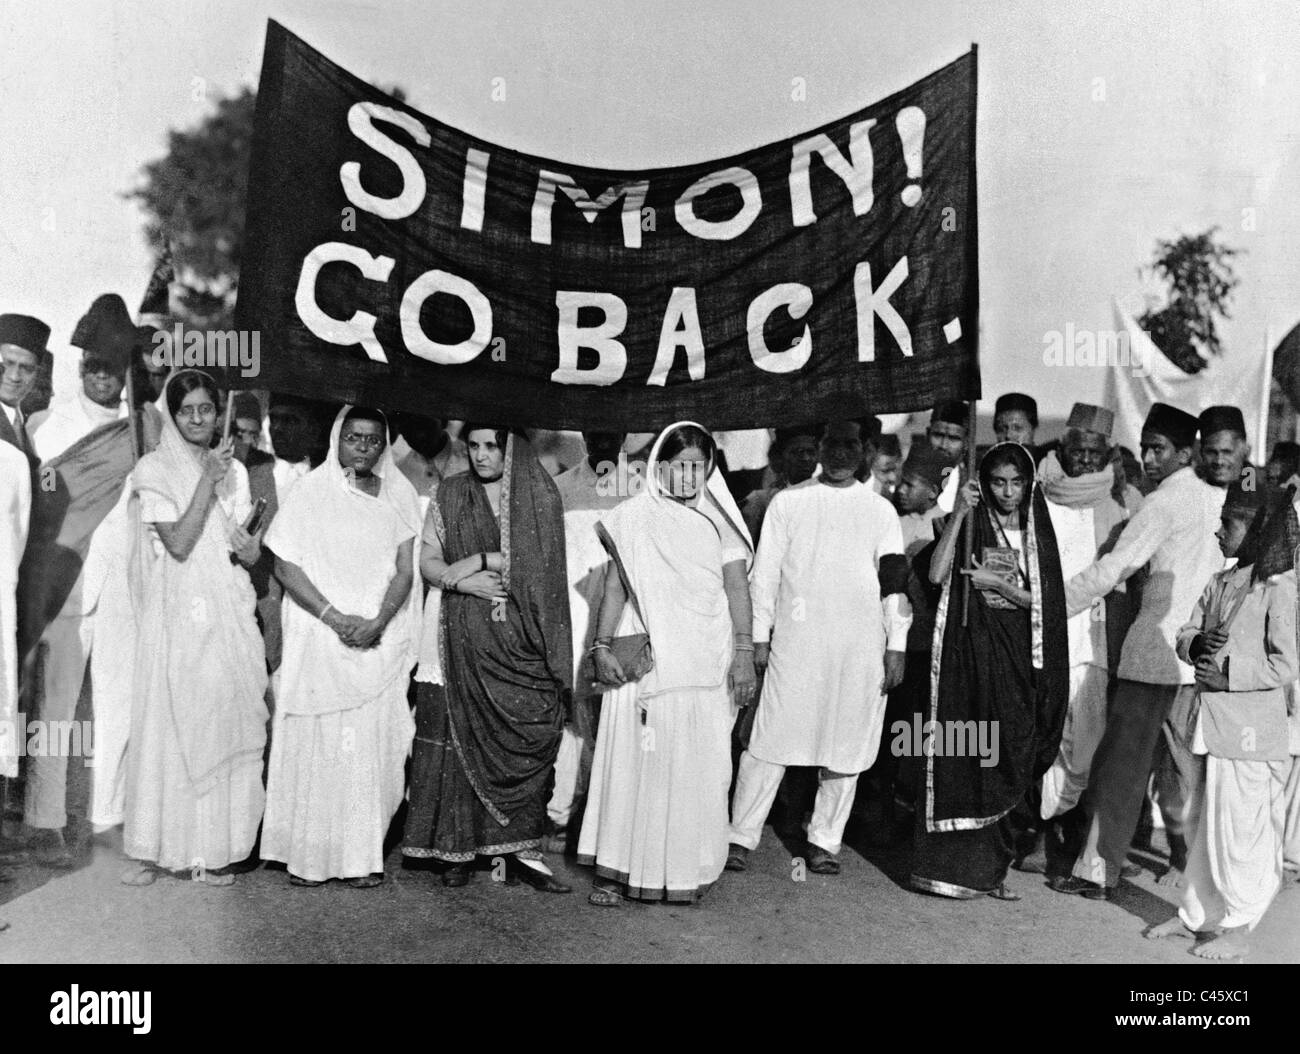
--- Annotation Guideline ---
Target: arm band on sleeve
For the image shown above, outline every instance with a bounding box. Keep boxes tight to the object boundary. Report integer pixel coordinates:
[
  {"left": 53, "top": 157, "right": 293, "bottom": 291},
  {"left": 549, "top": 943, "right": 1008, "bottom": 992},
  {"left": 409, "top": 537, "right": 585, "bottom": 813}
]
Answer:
[{"left": 878, "top": 553, "right": 910, "bottom": 597}]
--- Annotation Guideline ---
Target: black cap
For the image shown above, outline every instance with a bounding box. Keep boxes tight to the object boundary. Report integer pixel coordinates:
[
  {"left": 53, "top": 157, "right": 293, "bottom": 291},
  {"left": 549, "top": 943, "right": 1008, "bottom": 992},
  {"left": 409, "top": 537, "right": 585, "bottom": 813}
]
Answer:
[
  {"left": 1143, "top": 402, "right": 1199, "bottom": 448},
  {"left": 1198, "top": 405, "right": 1247, "bottom": 442},
  {"left": 773, "top": 425, "right": 821, "bottom": 450},
  {"left": 931, "top": 401, "right": 969, "bottom": 428},
  {"left": 232, "top": 393, "right": 263, "bottom": 422},
  {"left": 71, "top": 294, "right": 136, "bottom": 371},
  {"left": 901, "top": 444, "right": 949, "bottom": 491},
  {"left": 855, "top": 415, "right": 884, "bottom": 443},
  {"left": 994, "top": 392, "right": 1038, "bottom": 427},
  {"left": 1222, "top": 480, "right": 1264, "bottom": 521},
  {"left": 0, "top": 314, "right": 51, "bottom": 356}
]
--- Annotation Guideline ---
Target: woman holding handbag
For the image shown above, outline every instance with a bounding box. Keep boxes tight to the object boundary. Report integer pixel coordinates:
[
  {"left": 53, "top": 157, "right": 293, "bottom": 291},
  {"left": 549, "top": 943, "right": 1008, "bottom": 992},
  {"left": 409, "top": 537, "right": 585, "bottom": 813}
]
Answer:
[{"left": 578, "top": 422, "right": 756, "bottom": 906}]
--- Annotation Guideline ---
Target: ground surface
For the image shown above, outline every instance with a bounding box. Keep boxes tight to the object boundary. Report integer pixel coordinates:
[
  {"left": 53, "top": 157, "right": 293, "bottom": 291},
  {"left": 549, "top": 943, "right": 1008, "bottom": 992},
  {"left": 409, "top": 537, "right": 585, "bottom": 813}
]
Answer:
[{"left": 2, "top": 809, "right": 1296, "bottom": 964}]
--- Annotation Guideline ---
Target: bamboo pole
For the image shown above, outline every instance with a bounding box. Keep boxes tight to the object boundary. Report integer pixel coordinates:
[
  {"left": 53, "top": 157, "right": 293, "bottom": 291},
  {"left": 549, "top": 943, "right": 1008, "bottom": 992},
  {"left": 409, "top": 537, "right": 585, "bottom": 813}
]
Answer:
[
  {"left": 124, "top": 362, "right": 141, "bottom": 464},
  {"left": 961, "top": 398, "right": 977, "bottom": 627}
]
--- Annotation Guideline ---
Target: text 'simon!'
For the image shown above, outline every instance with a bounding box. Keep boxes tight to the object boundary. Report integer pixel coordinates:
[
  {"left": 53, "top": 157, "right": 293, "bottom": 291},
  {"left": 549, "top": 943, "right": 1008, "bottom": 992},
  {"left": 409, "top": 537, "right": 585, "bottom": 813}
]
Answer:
[{"left": 236, "top": 21, "right": 980, "bottom": 429}]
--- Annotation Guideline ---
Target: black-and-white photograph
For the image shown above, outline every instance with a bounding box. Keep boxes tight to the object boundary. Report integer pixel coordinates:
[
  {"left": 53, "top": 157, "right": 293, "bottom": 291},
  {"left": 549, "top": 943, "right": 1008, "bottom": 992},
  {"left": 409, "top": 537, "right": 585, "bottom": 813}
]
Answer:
[{"left": 1, "top": 0, "right": 1297, "bottom": 993}]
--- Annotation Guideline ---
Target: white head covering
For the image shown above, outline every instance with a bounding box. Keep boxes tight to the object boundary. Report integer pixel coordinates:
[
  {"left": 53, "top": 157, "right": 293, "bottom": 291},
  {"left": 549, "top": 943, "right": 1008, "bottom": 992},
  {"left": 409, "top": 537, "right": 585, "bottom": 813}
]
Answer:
[
  {"left": 326, "top": 405, "right": 422, "bottom": 536},
  {"left": 263, "top": 404, "right": 422, "bottom": 716},
  {"left": 151, "top": 368, "right": 237, "bottom": 506},
  {"left": 646, "top": 420, "right": 754, "bottom": 568}
]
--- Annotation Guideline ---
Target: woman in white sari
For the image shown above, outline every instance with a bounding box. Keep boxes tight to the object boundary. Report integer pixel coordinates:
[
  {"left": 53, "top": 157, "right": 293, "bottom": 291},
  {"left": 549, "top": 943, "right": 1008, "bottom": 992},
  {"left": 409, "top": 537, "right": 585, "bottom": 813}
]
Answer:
[
  {"left": 578, "top": 422, "right": 756, "bottom": 905},
  {"left": 261, "top": 407, "right": 420, "bottom": 887},
  {"left": 121, "top": 370, "right": 267, "bottom": 886}
]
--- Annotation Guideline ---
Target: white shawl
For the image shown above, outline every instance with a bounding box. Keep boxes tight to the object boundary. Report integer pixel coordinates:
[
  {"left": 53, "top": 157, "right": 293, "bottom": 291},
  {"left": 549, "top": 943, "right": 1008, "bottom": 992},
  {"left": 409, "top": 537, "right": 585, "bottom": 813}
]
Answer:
[
  {"left": 265, "top": 406, "right": 421, "bottom": 716},
  {"left": 598, "top": 421, "right": 753, "bottom": 698}
]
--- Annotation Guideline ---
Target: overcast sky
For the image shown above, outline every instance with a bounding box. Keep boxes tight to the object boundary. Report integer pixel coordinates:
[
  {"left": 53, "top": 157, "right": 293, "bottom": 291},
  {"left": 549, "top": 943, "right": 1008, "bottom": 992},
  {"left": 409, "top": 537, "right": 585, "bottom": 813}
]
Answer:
[{"left": 2, "top": 0, "right": 1297, "bottom": 422}]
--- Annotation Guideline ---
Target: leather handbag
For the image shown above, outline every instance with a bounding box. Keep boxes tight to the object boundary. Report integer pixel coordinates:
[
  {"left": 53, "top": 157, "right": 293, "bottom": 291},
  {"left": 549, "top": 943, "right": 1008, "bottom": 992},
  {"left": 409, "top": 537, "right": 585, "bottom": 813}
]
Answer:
[
  {"left": 608, "top": 629, "right": 654, "bottom": 682},
  {"left": 595, "top": 523, "right": 655, "bottom": 683}
]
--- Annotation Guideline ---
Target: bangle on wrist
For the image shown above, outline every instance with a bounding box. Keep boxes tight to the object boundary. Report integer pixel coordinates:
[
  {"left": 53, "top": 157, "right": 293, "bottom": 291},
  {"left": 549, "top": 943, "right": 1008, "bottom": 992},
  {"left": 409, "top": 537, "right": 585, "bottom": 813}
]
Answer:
[
  {"left": 589, "top": 642, "right": 612, "bottom": 655},
  {"left": 319, "top": 602, "right": 334, "bottom": 621}
]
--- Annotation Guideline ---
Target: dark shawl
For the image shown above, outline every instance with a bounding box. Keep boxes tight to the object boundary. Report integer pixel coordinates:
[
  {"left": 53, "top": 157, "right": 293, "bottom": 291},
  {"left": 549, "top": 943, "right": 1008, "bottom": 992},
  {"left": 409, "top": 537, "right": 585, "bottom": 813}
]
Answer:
[
  {"left": 435, "top": 432, "right": 571, "bottom": 825},
  {"left": 925, "top": 442, "right": 1069, "bottom": 832}
]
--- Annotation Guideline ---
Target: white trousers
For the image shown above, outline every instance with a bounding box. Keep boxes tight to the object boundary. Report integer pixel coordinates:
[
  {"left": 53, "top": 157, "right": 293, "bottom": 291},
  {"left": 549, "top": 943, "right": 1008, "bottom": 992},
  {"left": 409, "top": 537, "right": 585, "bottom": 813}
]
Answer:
[
  {"left": 546, "top": 694, "right": 597, "bottom": 828},
  {"left": 1040, "top": 663, "right": 1109, "bottom": 819},
  {"left": 729, "top": 750, "right": 858, "bottom": 855},
  {"left": 1179, "top": 755, "right": 1288, "bottom": 933}
]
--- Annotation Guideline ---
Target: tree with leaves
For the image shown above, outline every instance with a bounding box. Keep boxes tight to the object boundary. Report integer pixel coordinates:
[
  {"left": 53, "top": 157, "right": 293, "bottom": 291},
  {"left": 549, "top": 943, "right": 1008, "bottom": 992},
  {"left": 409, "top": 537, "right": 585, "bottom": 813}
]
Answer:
[
  {"left": 1138, "top": 227, "right": 1241, "bottom": 375},
  {"left": 127, "top": 84, "right": 408, "bottom": 332},
  {"left": 127, "top": 87, "right": 256, "bottom": 332}
]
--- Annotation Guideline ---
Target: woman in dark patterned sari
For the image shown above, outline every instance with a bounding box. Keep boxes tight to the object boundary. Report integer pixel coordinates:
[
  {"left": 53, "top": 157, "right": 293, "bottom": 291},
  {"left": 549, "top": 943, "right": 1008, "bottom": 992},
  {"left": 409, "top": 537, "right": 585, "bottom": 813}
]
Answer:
[
  {"left": 911, "top": 442, "right": 1069, "bottom": 900},
  {"left": 402, "top": 426, "right": 573, "bottom": 892}
]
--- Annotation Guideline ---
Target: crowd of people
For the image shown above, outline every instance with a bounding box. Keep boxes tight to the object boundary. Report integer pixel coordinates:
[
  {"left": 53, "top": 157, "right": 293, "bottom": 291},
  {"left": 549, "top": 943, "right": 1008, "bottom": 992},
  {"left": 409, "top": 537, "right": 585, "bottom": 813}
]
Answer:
[{"left": 1, "top": 297, "right": 1298, "bottom": 961}]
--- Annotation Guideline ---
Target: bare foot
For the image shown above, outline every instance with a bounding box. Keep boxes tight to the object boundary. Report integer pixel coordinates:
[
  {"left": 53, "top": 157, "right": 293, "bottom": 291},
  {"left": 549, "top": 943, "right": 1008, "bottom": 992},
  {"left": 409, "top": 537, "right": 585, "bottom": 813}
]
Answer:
[
  {"left": 1156, "top": 867, "right": 1183, "bottom": 889},
  {"left": 1145, "top": 916, "right": 1195, "bottom": 941},
  {"left": 1192, "top": 927, "right": 1249, "bottom": 960}
]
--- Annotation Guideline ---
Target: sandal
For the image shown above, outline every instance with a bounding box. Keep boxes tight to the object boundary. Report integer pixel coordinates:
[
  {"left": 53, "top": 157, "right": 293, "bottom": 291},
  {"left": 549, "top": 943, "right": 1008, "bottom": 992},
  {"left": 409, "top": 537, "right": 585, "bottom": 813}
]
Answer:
[
  {"left": 587, "top": 883, "right": 626, "bottom": 907},
  {"left": 195, "top": 870, "right": 235, "bottom": 887},
  {"left": 289, "top": 874, "right": 325, "bottom": 888},
  {"left": 119, "top": 863, "right": 159, "bottom": 887},
  {"left": 344, "top": 874, "right": 384, "bottom": 889},
  {"left": 987, "top": 883, "right": 1021, "bottom": 902}
]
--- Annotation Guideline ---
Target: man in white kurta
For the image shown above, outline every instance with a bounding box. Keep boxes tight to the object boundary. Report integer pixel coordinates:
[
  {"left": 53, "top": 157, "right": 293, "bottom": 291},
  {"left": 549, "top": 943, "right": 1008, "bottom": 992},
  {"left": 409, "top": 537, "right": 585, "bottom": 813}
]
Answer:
[
  {"left": 22, "top": 336, "right": 136, "bottom": 856},
  {"left": 730, "top": 422, "right": 911, "bottom": 872},
  {"left": 546, "top": 432, "right": 628, "bottom": 846},
  {"left": 1037, "top": 406, "right": 1142, "bottom": 832}
]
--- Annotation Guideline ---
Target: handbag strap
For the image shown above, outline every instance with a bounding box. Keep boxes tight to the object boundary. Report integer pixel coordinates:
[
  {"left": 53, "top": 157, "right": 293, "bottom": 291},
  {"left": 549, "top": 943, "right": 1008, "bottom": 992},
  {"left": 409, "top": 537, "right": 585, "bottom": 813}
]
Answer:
[{"left": 595, "top": 522, "right": 649, "bottom": 634}]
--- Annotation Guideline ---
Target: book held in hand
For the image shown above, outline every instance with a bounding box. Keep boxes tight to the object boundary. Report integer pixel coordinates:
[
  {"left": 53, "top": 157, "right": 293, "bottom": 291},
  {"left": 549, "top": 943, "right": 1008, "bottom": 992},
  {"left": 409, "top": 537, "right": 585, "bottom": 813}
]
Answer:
[{"left": 980, "top": 546, "right": 1019, "bottom": 609}]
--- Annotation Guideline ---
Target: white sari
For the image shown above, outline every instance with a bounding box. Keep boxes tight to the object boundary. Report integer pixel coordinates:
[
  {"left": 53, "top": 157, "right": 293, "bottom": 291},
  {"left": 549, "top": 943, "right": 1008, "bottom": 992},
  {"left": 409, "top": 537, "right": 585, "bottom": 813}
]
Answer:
[
  {"left": 577, "top": 422, "right": 752, "bottom": 901},
  {"left": 261, "top": 408, "right": 420, "bottom": 881},
  {"left": 124, "top": 377, "right": 267, "bottom": 872}
]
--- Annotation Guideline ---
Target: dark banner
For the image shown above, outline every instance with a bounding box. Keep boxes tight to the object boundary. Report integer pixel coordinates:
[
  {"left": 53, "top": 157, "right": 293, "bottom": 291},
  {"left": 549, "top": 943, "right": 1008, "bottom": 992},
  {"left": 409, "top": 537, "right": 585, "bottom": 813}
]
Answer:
[{"left": 236, "top": 21, "right": 980, "bottom": 430}]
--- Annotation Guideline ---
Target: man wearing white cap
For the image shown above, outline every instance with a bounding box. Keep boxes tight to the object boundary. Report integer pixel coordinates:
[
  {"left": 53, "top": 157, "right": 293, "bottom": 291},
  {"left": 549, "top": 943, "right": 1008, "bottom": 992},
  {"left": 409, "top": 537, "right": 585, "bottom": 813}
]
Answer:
[{"left": 1029, "top": 403, "right": 1142, "bottom": 878}]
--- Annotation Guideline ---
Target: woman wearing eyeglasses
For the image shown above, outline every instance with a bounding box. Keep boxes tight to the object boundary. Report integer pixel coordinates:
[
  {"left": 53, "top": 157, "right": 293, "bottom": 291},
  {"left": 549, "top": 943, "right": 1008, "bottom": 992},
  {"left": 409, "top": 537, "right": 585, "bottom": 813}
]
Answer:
[
  {"left": 121, "top": 370, "right": 269, "bottom": 887},
  {"left": 260, "top": 406, "right": 422, "bottom": 888}
]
